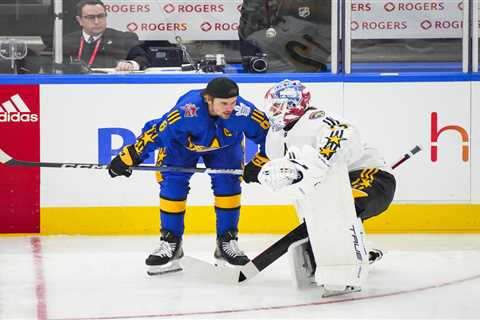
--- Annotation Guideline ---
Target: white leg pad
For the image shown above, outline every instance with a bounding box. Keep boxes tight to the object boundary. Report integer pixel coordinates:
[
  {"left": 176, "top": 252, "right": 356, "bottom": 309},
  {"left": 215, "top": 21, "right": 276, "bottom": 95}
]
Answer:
[
  {"left": 294, "top": 162, "right": 369, "bottom": 289},
  {"left": 288, "top": 238, "right": 316, "bottom": 289}
]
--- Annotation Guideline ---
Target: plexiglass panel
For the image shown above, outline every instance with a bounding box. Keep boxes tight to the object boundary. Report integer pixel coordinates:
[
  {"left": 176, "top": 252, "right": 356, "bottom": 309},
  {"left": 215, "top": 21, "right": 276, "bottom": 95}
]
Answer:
[
  {"left": 0, "top": 0, "right": 333, "bottom": 74},
  {"left": 0, "top": 0, "right": 472, "bottom": 75},
  {"left": 349, "top": 0, "right": 465, "bottom": 73}
]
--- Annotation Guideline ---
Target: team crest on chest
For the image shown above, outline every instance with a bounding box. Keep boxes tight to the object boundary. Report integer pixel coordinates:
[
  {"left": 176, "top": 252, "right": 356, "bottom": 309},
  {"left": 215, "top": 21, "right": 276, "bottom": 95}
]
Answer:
[{"left": 181, "top": 103, "right": 198, "bottom": 117}]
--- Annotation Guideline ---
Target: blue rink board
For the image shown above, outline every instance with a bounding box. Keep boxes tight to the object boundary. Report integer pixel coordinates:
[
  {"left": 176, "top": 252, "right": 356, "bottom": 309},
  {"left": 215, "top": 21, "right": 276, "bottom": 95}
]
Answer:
[
  {"left": 1, "top": 71, "right": 480, "bottom": 85},
  {"left": 0, "top": 60, "right": 479, "bottom": 84}
]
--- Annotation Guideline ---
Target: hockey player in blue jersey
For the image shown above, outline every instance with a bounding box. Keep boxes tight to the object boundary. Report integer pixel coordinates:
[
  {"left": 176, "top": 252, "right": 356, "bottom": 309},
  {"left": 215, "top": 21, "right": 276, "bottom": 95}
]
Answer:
[{"left": 108, "top": 77, "right": 270, "bottom": 275}]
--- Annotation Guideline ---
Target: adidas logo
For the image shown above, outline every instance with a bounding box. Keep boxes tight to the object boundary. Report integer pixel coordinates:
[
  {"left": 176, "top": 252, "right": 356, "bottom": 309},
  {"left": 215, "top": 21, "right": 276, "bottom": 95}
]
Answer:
[{"left": 0, "top": 94, "right": 38, "bottom": 122}]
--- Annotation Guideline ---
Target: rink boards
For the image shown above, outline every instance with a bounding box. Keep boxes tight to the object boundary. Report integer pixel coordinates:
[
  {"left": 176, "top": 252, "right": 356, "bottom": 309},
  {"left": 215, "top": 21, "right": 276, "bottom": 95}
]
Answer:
[{"left": 0, "top": 74, "right": 479, "bottom": 234}]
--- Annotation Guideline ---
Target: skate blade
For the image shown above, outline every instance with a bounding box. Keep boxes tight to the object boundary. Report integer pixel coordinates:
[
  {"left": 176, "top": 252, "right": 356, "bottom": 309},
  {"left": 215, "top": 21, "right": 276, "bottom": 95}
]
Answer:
[
  {"left": 146, "top": 261, "right": 182, "bottom": 276},
  {"left": 320, "top": 285, "right": 361, "bottom": 298}
]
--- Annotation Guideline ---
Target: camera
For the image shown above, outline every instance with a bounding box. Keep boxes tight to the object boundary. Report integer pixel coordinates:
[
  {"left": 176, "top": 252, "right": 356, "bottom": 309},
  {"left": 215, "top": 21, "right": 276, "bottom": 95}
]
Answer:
[
  {"left": 243, "top": 53, "right": 268, "bottom": 73},
  {"left": 147, "top": 47, "right": 183, "bottom": 67},
  {"left": 198, "top": 54, "right": 225, "bottom": 73}
]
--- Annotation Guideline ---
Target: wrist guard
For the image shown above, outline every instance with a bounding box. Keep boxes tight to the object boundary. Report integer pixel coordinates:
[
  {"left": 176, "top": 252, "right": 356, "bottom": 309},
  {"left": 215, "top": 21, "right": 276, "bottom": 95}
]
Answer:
[{"left": 243, "top": 152, "right": 270, "bottom": 183}]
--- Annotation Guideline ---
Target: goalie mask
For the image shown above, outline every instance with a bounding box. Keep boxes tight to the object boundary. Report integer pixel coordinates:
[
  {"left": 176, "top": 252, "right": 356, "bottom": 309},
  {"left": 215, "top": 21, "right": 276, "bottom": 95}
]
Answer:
[{"left": 264, "top": 79, "right": 311, "bottom": 131}]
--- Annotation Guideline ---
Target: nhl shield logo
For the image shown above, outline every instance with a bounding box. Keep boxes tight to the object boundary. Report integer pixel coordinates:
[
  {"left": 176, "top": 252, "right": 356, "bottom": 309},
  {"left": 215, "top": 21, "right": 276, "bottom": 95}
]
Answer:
[{"left": 298, "top": 6, "right": 311, "bottom": 18}]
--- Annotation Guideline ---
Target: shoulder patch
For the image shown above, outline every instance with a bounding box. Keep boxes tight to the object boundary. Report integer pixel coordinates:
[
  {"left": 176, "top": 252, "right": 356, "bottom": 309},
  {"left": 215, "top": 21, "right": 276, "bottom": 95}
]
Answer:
[
  {"left": 180, "top": 103, "right": 198, "bottom": 118},
  {"left": 309, "top": 110, "right": 325, "bottom": 119},
  {"left": 234, "top": 103, "right": 251, "bottom": 117}
]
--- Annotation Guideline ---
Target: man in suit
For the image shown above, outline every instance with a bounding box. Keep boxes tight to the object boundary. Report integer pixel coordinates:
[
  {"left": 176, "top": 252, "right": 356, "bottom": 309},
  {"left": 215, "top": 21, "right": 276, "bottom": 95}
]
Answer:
[{"left": 63, "top": 0, "right": 149, "bottom": 71}]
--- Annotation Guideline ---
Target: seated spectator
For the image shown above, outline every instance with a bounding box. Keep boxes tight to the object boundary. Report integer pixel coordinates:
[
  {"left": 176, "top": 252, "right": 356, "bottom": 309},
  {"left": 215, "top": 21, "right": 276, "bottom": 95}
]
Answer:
[{"left": 63, "top": 0, "right": 149, "bottom": 71}]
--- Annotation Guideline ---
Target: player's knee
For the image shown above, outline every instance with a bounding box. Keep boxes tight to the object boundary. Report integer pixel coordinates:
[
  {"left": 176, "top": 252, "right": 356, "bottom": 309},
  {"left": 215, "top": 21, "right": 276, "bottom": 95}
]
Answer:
[{"left": 211, "top": 175, "right": 241, "bottom": 194}]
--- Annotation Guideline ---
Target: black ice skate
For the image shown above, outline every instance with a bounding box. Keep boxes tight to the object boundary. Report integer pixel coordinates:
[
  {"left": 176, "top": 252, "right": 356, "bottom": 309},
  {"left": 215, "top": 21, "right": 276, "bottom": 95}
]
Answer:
[
  {"left": 146, "top": 230, "right": 184, "bottom": 276},
  {"left": 368, "top": 248, "right": 383, "bottom": 265},
  {"left": 214, "top": 230, "right": 250, "bottom": 267}
]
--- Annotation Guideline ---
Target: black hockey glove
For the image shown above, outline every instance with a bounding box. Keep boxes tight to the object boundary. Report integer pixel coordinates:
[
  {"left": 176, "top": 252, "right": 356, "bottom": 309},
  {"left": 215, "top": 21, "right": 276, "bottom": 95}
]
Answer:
[
  {"left": 108, "top": 145, "right": 141, "bottom": 178},
  {"left": 243, "top": 152, "right": 269, "bottom": 183}
]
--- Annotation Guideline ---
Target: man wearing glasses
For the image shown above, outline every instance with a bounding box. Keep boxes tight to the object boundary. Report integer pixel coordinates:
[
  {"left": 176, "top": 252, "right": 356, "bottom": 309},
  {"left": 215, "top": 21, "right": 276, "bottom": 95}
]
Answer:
[{"left": 63, "top": 0, "right": 149, "bottom": 71}]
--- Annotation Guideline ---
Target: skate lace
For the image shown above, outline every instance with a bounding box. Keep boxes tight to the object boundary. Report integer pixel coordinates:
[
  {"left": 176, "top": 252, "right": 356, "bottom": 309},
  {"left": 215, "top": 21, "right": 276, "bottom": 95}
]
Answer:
[
  {"left": 222, "top": 239, "right": 245, "bottom": 258},
  {"left": 152, "top": 240, "right": 175, "bottom": 258}
]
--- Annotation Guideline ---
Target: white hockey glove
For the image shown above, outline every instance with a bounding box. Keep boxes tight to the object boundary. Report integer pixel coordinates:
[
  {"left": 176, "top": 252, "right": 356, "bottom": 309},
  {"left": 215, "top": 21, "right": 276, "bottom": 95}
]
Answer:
[
  {"left": 282, "top": 145, "right": 329, "bottom": 199},
  {"left": 258, "top": 157, "right": 301, "bottom": 191},
  {"left": 259, "top": 145, "right": 328, "bottom": 199}
]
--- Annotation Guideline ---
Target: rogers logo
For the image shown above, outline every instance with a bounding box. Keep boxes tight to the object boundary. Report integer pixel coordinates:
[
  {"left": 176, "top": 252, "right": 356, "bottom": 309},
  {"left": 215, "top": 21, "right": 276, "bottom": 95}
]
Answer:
[
  {"left": 384, "top": 2, "right": 395, "bottom": 12},
  {"left": 0, "top": 94, "right": 38, "bottom": 123},
  {"left": 163, "top": 4, "right": 224, "bottom": 13},
  {"left": 458, "top": 2, "right": 463, "bottom": 11},
  {"left": 351, "top": 21, "right": 359, "bottom": 31},
  {"left": 127, "top": 22, "right": 138, "bottom": 32},
  {"left": 201, "top": 22, "right": 213, "bottom": 32},
  {"left": 200, "top": 22, "right": 238, "bottom": 32},
  {"left": 164, "top": 3, "right": 175, "bottom": 13},
  {"left": 420, "top": 20, "right": 432, "bottom": 30},
  {"left": 237, "top": 4, "right": 242, "bottom": 12},
  {"left": 352, "top": 3, "right": 371, "bottom": 11}
]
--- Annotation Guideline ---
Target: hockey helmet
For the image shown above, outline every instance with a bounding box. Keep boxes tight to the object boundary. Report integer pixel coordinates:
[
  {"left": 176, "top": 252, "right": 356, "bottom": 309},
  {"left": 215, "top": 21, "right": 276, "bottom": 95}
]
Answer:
[{"left": 264, "top": 79, "right": 311, "bottom": 131}]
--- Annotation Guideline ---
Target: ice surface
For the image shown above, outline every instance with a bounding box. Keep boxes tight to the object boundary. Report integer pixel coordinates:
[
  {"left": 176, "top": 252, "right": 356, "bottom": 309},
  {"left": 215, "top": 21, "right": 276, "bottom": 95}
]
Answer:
[{"left": 1, "top": 234, "right": 480, "bottom": 320}]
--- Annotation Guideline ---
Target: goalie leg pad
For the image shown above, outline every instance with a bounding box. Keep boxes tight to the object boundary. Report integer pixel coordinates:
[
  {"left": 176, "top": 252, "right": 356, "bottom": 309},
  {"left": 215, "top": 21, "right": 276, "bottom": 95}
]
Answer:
[
  {"left": 288, "top": 238, "right": 316, "bottom": 289},
  {"left": 296, "top": 162, "right": 370, "bottom": 289}
]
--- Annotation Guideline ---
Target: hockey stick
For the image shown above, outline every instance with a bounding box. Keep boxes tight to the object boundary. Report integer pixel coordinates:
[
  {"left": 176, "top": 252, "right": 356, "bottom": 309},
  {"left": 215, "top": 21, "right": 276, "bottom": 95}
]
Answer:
[
  {"left": 0, "top": 148, "right": 243, "bottom": 175},
  {"left": 237, "top": 145, "right": 423, "bottom": 283},
  {"left": 391, "top": 145, "right": 422, "bottom": 170},
  {"left": 238, "top": 222, "right": 308, "bottom": 282}
]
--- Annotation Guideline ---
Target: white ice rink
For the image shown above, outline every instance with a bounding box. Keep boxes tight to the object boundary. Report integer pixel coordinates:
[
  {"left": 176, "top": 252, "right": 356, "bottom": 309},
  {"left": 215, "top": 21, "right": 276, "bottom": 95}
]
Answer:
[{"left": 1, "top": 234, "right": 480, "bottom": 320}]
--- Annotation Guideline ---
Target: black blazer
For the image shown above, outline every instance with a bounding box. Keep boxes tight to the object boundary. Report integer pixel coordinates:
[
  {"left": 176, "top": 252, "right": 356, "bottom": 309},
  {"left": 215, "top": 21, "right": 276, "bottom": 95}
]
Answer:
[{"left": 63, "top": 28, "right": 149, "bottom": 69}]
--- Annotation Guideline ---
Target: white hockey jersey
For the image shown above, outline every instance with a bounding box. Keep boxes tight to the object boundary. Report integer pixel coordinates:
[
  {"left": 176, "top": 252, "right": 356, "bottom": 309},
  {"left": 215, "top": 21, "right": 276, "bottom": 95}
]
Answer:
[{"left": 265, "top": 108, "right": 390, "bottom": 172}]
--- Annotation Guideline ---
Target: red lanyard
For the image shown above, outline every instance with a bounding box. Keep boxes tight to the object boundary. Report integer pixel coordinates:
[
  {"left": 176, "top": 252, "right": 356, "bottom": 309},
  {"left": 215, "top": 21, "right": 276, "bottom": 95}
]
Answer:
[{"left": 77, "top": 37, "right": 101, "bottom": 66}]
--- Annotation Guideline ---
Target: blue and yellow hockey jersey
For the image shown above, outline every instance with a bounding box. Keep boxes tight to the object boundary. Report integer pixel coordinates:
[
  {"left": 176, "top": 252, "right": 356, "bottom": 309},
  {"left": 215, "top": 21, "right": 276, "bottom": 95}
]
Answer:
[{"left": 131, "top": 89, "right": 269, "bottom": 167}]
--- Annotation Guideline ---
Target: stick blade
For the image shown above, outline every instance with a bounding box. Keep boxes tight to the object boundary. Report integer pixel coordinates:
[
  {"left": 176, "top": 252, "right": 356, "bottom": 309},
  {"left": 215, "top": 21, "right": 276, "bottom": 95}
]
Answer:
[
  {"left": 411, "top": 145, "right": 422, "bottom": 155},
  {"left": 0, "top": 148, "right": 13, "bottom": 165},
  {"left": 237, "top": 261, "right": 260, "bottom": 283},
  {"left": 179, "top": 256, "right": 241, "bottom": 284}
]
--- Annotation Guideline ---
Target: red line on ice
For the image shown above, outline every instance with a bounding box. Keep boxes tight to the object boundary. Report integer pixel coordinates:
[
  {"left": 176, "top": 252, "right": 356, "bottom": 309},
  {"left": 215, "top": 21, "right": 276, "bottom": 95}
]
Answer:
[
  {"left": 31, "top": 237, "right": 48, "bottom": 320},
  {"left": 49, "top": 273, "right": 480, "bottom": 320}
]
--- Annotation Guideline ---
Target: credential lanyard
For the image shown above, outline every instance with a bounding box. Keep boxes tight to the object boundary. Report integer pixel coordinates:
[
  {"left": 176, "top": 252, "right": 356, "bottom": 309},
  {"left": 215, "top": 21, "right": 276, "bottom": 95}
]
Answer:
[{"left": 77, "top": 37, "right": 101, "bottom": 66}]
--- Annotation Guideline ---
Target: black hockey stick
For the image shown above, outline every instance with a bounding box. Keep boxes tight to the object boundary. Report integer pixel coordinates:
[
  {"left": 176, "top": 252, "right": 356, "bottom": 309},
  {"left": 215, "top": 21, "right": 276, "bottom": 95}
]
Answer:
[
  {"left": 237, "top": 145, "right": 423, "bottom": 283},
  {"left": 0, "top": 148, "right": 243, "bottom": 175}
]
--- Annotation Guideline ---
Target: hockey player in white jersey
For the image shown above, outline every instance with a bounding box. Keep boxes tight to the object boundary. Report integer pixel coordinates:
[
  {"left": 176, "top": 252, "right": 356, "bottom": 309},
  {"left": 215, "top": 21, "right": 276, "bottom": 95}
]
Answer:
[{"left": 255, "top": 79, "right": 396, "bottom": 296}]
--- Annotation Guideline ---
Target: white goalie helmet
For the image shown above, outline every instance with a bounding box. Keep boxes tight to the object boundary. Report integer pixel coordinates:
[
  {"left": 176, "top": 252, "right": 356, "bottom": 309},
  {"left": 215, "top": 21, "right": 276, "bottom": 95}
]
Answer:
[{"left": 264, "top": 79, "right": 311, "bottom": 131}]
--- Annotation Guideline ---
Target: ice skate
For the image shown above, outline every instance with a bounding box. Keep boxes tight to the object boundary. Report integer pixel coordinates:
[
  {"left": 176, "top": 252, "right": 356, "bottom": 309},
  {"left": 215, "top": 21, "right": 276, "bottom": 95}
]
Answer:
[
  {"left": 368, "top": 248, "right": 383, "bottom": 264},
  {"left": 214, "top": 230, "right": 250, "bottom": 267},
  {"left": 320, "top": 285, "right": 361, "bottom": 298},
  {"left": 146, "top": 230, "right": 184, "bottom": 276}
]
